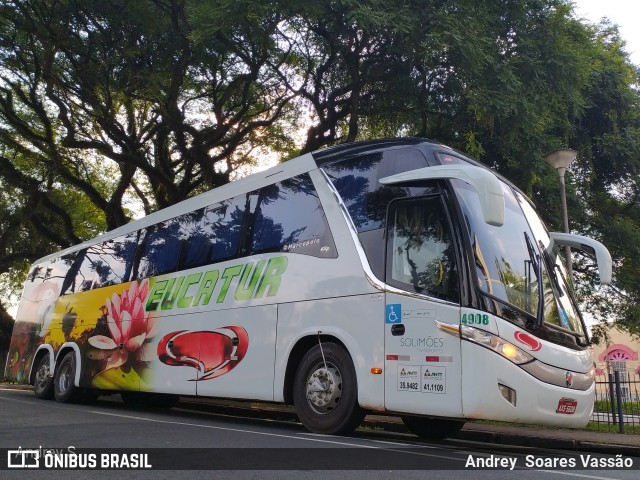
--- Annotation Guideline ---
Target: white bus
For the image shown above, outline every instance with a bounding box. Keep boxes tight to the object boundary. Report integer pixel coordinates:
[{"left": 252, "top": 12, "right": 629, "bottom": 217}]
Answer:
[{"left": 4, "top": 138, "right": 612, "bottom": 439}]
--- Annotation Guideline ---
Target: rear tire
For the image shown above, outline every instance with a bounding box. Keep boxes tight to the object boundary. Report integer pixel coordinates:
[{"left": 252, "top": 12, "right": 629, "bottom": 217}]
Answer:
[
  {"left": 293, "top": 343, "right": 365, "bottom": 435},
  {"left": 54, "top": 352, "right": 82, "bottom": 403},
  {"left": 401, "top": 416, "right": 465, "bottom": 440},
  {"left": 33, "top": 353, "right": 54, "bottom": 400}
]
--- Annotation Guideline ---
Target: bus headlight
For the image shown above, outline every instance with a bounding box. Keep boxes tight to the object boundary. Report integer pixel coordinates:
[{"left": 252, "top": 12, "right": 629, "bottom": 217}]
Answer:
[{"left": 461, "top": 326, "right": 534, "bottom": 365}]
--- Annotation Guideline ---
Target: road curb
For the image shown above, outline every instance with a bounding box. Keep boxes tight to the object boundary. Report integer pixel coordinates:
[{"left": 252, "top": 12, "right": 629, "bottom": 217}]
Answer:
[{"left": 364, "top": 416, "right": 640, "bottom": 455}]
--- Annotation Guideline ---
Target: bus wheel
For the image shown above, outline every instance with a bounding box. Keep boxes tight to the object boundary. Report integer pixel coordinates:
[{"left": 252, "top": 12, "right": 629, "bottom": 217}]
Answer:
[
  {"left": 293, "top": 343, "right": 365, "bottom": 435},
  {"left": 54, "top": 352, "right": 81, "bottom": 403},
  {"left": 401, "top": 416, "right": 465, "bottom": 440},
  {"left": 33, "top": 353, "right": 54, "bottom": 400}
]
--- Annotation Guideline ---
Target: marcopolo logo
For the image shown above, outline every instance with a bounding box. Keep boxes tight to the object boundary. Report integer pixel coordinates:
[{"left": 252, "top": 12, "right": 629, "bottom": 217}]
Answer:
[{"left": 566, "top": 371, "right": 574, "bottom": 388}]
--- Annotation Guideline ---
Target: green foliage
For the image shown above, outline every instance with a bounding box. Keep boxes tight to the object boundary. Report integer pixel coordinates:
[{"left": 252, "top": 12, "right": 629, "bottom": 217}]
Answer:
[{"left": 594, "top": 399, "right": 640, "bottom": 416}]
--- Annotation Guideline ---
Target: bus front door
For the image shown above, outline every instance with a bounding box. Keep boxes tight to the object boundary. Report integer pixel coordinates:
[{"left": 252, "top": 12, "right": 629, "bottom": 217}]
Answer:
[{"left": 383, "top": 197, "right": 463, "bottom": 417}]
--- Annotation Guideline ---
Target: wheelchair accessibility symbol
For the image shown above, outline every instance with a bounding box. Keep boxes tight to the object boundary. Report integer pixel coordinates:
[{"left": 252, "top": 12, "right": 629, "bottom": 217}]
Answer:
[{"left": 386, "top": 304, "right": 402, "bottom": 324}]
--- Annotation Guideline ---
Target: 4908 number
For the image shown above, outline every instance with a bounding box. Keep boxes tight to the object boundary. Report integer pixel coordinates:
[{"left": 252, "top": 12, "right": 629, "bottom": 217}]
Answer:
[{"left": 461, "top": 313, "right": 489, "bottom": 326}]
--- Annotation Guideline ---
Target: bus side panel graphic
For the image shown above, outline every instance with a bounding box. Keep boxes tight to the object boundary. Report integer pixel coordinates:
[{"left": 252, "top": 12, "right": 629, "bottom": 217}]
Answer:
[{"left": 157, "top": 326, "right": 249, "bottom": 380}]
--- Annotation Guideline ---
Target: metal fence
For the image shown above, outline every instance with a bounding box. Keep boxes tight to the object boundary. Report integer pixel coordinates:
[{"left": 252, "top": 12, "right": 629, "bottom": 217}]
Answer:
[{"left": 593, "top": 371, "right": 640, "bottom": 432}]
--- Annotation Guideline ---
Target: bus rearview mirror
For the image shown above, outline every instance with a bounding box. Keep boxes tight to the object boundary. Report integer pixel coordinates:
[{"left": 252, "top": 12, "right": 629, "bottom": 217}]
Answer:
[{"left": 547, "top": 232, "right": 613, "bottom": 285}]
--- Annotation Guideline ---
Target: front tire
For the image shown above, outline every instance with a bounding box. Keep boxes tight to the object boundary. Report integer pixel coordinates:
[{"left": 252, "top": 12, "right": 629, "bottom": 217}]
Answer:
[
  {"left": 401, "top": 416, "right": 465, "bottom": 440},
  {"left": 54, "top": 352, "right": 82, "bottom": 403},
  {"left": 33, "top": 353, "right": 54, "bottom": 400},
  {"left": 293, "top": 343, "right": 365, "bottom": 435}
]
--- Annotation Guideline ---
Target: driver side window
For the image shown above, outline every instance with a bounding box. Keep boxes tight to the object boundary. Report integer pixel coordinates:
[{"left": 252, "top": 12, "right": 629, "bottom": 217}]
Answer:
[{"left": 386, "top": 197, "right": 459, "bottom": 303}]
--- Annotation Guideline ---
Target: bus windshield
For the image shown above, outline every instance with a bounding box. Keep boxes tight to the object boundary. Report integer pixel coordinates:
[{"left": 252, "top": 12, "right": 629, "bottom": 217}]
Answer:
[{"left": 454, "top": 180, "right": 584, "bottom": 336}]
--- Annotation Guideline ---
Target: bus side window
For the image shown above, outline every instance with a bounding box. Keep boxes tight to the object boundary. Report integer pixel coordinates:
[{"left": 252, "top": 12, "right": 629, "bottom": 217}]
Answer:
[
  {"left": 206, "top": 196, "right": 245, "bottom": 262},
  {"left": 322, "top": 148, "right": 429, "bottom": 232},
  {"left": 136, "top": 219, "right": 182, "bottom": 279},
  {"left": 178, "top": 209, "right": 208, "bottom": 269},
  {"left": 386, "top": 197, "right": 459, "bottom": 303},
  {"left": 179, "top": 196, "right": 246, "bottom": 270},
  {"left": 92, "top": 232, "right": 139, "bottom": 288},
  {"left": 45, "top": 256, "right": 73, "bottom": 296},
  {"left": 248, "top": 174, "right": 336, "bottom": 258},
  {"left": 72, "top": 248, "right": 99, "bottom": 293},
  {"left": 22, "top": 264, "right": 46, "bottom": 301}
]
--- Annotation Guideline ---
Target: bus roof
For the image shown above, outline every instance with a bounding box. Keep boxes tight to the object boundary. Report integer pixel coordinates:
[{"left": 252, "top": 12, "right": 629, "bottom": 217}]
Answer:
[{"left": 33, "top": 138, "right": 533, "bottom": 266}]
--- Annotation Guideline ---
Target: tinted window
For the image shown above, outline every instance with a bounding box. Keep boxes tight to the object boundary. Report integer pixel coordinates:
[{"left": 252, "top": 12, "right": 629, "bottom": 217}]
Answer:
[
  {"left": 93, "top": 233, "right": 139, "bottom": 288},
  {"left": 177, "top": 209, "right": 207, "bottom": 268},
  {"left": 179, "top": 197, "right": 246, "bottom": 270},
  {"left": 322, "top": 148, "right": 428, "bottom": 232},
  {"left": 45, "top": 256, "right": 75, "bottom": 294},
  {"left": 67, "top": 247, "right": 100, "bottom": 293},
  {"left": 136, "top": 219, "right": 182, "bottom": 279},
  {"left": 204, "top": 197, "right": 246, "bottom": 262},
  {"left": 62, "top": 233, "right": 138, "bottom": 294},
  {"left": 22, "top": 257, "right": 69, "bottom": 301},
  {"left": 248, "top": 174, "right": 336, "bottom": 258},
  {"left": 386, "top": 197, "right": 459, "bottom": 302}
]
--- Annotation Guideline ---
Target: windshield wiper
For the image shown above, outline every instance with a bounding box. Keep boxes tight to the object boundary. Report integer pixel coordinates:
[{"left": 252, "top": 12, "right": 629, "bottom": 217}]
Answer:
[
  {"left": 524, "top": 232, "right": 544, "bottom": 330},
  {"left": 542, "top": 250, "right": 564, "bottom": 298}
]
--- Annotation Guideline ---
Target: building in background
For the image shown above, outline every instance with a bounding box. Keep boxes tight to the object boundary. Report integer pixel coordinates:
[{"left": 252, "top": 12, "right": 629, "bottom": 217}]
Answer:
[{"left": 591, "top": 325, "right": 640, "bottom": 402}]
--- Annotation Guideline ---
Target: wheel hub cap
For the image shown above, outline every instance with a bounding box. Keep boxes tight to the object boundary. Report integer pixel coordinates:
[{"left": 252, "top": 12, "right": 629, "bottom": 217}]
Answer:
[{"left": 306, "top": 363, "right": 342, "bottom": 414}]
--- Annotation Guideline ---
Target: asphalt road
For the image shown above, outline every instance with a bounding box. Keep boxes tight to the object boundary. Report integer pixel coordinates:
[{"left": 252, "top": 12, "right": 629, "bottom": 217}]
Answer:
[{"left": 0, "top": 387, "right": 638, "bottom": 480}]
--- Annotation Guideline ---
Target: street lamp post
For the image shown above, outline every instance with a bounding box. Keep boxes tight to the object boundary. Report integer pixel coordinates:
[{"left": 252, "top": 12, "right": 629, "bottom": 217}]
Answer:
[{"left": 544, "top": 148, "right": 577, "bottom": 283}]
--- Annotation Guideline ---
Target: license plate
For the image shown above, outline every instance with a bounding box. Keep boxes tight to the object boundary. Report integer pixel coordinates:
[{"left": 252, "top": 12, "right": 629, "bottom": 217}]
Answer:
[{"left": 556, "top": 398, "right": 577, "bottom": 414}]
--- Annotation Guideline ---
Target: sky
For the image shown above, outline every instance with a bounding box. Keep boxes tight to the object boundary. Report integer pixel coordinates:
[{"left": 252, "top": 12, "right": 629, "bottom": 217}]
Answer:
[{"left": 573, "top": 0, "right": 640, "bottom": 65}]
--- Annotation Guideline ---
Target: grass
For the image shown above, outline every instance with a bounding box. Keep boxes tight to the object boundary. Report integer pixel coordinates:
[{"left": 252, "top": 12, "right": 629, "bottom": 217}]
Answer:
[
  {"left": 594, "top": 400, "right": 640, "bottom": 416},
  {"left": 469, "top": 418, "right": 640, "bottom": 435},
  {"left": 583, "top": 422, "right": 640, "bottom": 434}
]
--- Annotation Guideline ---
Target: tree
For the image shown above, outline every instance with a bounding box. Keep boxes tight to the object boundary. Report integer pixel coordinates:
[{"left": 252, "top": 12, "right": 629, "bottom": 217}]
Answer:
[
  {"left": 278, "top": 0, "right": 413, "bottom": 152},
  {"left": 568, "top": 22, "right": 640, "bottom": 338},
  {"left": 0, "top": 0, "right": 295, "bottom": 230}
]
